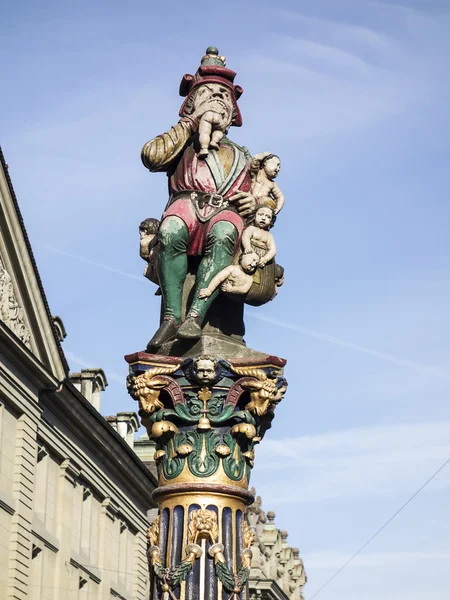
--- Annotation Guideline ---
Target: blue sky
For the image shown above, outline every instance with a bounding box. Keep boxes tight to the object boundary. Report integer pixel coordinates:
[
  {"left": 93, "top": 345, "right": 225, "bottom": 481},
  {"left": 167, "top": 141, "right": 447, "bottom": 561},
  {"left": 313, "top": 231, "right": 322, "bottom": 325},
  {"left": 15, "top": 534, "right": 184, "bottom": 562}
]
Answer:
[{"left": 2, "top": 0, "right": 450, "bottom": 598}]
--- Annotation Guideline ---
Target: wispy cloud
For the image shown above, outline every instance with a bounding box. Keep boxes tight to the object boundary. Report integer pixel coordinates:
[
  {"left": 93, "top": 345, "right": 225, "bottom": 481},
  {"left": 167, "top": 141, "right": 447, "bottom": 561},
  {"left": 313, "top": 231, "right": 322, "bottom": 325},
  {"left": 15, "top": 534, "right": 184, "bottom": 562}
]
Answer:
[
  {"left": 40, "top": 244, "right": 145, "bottom": 283},
  {"left": 277, "top": 36, "right": 376, "bottom": 75},
  {"left": 241, "top": 4, "right": 450, "bottom": 149},
  {"left": 255, "top": 421, "right": 450, "bottom": 503},
  {"left": 366, "top": 0, "right": 419, "bottom": 13},
  {"left": 276, "top": 12, "right": 392, "bottom": 64}
]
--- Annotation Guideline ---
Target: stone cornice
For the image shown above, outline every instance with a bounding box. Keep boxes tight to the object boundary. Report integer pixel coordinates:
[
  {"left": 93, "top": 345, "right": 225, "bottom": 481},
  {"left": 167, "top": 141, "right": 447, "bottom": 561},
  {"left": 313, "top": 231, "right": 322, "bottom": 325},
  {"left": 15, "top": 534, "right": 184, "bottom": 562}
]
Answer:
[
  {"left": 60, "top": 457, "right": 82, "bottom": 486},
  {"left": 102, "top": 497, "right": 120, "bottom": 521},
  {"left": 40, "top": 379, "right": 157, "bottom": 510},
  {"left": 70, "top": 554, "right": 102, "bottom": 584},
  {"left": 248, "top": 579, "right": 288, "bottom": 600},
  {"left": 32, "top": 517, "right": 60, "bottom": 554},
  {"left": 0, "top": 321, "right": 60, "bottom": 390}
]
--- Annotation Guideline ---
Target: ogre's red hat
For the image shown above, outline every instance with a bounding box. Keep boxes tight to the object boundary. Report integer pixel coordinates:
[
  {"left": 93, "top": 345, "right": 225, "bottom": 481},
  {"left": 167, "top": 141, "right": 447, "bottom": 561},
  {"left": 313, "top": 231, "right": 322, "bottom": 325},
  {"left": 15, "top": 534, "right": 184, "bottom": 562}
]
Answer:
[{"left": 179, "top": 47, "right": 243, "bottom": 127}]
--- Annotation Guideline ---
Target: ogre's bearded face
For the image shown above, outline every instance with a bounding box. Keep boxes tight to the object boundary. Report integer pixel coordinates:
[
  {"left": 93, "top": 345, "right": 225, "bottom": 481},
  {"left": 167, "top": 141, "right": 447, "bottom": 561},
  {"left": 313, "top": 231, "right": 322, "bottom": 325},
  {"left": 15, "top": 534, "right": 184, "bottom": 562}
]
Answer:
[{"left": 192, "top": 83, "right": 234, "bottom": 120}]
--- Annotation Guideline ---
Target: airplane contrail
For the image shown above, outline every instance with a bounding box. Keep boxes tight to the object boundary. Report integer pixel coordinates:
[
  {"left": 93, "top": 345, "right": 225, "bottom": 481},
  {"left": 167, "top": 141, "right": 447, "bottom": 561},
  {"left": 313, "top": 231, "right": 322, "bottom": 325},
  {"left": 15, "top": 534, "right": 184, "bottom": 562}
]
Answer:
[
  {"left": 247, "top": 312, "right": 450, "bottom": 380},
  {"left": 41, "top": 245, "right": 450, "bottom": 380},
  {"left": 40, "top": 244, "right": 146, "bottom": 283}
]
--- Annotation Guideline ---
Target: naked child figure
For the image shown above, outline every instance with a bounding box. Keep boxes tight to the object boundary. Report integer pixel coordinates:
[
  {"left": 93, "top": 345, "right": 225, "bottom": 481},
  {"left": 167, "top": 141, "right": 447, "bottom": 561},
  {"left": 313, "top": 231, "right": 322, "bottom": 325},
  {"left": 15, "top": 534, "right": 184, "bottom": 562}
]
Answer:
[{"left": 197, "top": 252, "right": 259, "bottom": 299}]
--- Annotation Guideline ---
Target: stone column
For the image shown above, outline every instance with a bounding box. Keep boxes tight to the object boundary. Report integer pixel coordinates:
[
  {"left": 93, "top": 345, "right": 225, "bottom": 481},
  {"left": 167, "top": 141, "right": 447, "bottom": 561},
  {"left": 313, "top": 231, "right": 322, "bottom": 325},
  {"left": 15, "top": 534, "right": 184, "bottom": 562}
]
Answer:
[{"left": 126, "top": 351, "right": 287, "bottom": 600}]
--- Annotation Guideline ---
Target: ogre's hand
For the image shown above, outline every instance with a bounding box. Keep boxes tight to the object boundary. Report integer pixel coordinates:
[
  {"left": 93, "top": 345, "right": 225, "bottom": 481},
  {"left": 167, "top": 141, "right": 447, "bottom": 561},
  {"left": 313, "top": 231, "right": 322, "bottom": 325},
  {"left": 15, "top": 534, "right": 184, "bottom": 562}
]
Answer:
[
  {"left": 194, "top": 108, "right": 211, "bottom": 123},
  {"left": 180, "top": 109, "right": 212, "bottom": 132},
  {"left": 191, "top": 106, "right": 219, "bottom": 128},
  {"left": 229, "top": 191, "right": 257, "bottom": 218}
]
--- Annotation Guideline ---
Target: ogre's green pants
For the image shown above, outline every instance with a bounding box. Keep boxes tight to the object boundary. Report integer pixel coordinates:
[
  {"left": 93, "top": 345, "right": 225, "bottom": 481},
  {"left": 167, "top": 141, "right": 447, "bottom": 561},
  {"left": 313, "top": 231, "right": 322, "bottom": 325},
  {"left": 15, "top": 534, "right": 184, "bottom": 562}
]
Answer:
[{"left": 158, "top": 216, "right": 237, "bottom": 324}]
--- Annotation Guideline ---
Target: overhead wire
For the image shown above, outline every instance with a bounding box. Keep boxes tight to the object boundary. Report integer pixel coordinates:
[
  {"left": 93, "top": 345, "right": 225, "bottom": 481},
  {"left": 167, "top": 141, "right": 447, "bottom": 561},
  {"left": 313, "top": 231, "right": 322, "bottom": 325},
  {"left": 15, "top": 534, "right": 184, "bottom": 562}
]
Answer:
[{"left": 309, "top": 454, "right": 450, "bottom": 599}]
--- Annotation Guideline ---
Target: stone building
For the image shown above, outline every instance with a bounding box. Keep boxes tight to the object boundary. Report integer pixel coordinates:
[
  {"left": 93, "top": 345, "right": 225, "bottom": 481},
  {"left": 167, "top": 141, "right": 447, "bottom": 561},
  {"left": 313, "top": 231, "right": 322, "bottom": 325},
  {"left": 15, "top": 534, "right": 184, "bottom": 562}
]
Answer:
[
  {"left": 0, "top": 147, "right": 157, "bottom": 600},
  {"left": 247, "top": 491, "right": 307, "bottom": 600}
]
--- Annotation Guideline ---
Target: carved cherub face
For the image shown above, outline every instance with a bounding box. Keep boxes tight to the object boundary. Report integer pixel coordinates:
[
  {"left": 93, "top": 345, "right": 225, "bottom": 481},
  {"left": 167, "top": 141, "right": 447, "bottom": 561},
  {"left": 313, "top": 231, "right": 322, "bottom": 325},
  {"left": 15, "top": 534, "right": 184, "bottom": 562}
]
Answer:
[
  {"left": 193, "top": 83, "right": 234, "bottom": 119},
  {"left": 254, "top": 206, "right": 273, "bottom": 230},
  {"left": 240, "top": 252, "right": 258, "bottom": 274},
  {"left": 264, "top": 156, "right": 281, "bottom": 180},
  {"left": 194, "top": 358, "right": 217, "bottom": 385}
]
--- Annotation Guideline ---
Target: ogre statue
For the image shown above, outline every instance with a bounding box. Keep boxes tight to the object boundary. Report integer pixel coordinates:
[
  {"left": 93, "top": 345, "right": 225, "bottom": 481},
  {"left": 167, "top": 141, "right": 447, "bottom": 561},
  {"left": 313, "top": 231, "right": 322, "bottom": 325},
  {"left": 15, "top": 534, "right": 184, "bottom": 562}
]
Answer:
[{"left": 141, "top": 47, "right": 284, "bottom": 351}]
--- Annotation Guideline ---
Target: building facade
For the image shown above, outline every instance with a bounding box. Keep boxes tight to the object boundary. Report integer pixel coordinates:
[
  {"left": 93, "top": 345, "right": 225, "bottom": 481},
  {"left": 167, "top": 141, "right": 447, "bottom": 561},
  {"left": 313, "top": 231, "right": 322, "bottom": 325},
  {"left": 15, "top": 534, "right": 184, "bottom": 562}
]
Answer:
[
  {"left": 0, "top": 147, "right": 157, "bottom": 600},
  {"left": 247, "top": 492, "right": 307, "bottom": 600}
]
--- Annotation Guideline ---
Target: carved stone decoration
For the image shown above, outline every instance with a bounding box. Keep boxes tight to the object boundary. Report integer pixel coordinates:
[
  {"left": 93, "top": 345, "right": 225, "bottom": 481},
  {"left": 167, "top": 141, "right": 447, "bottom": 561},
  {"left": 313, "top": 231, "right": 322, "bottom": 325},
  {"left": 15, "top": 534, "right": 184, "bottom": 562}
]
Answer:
[
  {"left": 127, "top": 353, "right": 286, "bottom": 487},
  {"left": 127, "top": 351, "right": 287, "bottom": 599},
  {"left": 246, "top": 496, "right": 307, "bottom": 600},
  {"left": 148, "top": 541, "right": 203, "bottom": 599},
  {"left": 247, "top": 489, "right": 267, "bottom": 529},
  {"left": 191, "top": 355, "right": 217, "bottom": 385},
  {"left": 147, "top": 516, "right": 160, "bottom": 548},
  {"left": 197, "top": 252, "right": 259, "bottom": 299},
  {"left": 241, "top": 206, "right": 277, "bottom": 269},
  {"left": 0, "top": 257, "right": 31, "bottom": 347},
  {"left": 138, "top": 47, "right": 286, "bottom": 353},
  {"left": 139, "top": 217, "right": 160, "bottom": 286},
  {"left": 250, "top": 152, "right": 284, "bottom": 215},
  {"left": 231, "top": 366, "right": 287, "bottom": 416},
  {"left": 242, "top": 519, "right": 256, "bottom": 549},
  {"left": 187, "top": 506, "right": 219, "bottom": 544},
  {"left": 128, "top": 364, "right": 180, "bottom": 415}
]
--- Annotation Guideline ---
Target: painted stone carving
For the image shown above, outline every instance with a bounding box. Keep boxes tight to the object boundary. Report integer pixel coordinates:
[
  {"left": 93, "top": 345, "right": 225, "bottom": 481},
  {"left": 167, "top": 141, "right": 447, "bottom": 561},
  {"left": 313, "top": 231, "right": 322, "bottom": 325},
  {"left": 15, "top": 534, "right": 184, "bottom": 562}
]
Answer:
[
  {"left": 128, "top": 363, "right": 180, "bottom": 415},
  {"left": 139, "top": 217, "right": 160, "bottom": 285},
  {"left": 198, "top": 103, "right": 232, "bottom": 159},
  {"left": 148, "top": 539, "right": 203, "bottom": 599},
  {"left": 139, "top": 47, "right": 285, "bottom": 351},
  {"left": 250, "top": 152, "right": 284, "bottom": 214},
  {"left": 188, "top": 507, "right": 219, "bottom": 544},
  {"left": 231, "top": 365, "right": 287, "bottom": 417},
  {"left": 191, "top": 355, "right": 218, "bottom": 385},
  {"left": 128, "top": 360, "right": 282, "bottom": 600},
  {"left": 127, "top": 353, "right": 287, "bottom": 485},
  {"left": 241, "top": 205, "right": 276, "bottom": 269},
  {"left": 197, "top": 251, "right": 259, "bottom": 299},
  {"left": 0, "top": 258, "right": 30, "bottom": 348},
  {"left": 201, "top": 46, "right": 227, "bottom": 67},
  {"left": 147, "top": 516, "right": 160, "bottom": 547}
]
